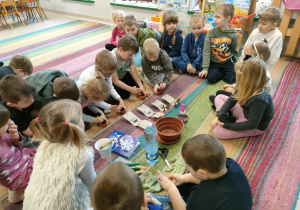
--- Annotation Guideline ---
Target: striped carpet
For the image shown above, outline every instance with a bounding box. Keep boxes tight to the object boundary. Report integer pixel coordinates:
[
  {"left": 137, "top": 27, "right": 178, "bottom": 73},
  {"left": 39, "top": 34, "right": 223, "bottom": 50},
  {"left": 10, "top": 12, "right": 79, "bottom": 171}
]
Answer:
[{"left": 0, "top": 20, "right": 299, "bottom": 210}]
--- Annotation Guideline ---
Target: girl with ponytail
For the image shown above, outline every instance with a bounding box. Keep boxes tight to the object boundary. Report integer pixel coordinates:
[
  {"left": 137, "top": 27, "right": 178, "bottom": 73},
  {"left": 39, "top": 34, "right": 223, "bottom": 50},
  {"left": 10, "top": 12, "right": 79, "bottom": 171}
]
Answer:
[{"left": 23, "top": 99, "right": 96, "bottom": 210}]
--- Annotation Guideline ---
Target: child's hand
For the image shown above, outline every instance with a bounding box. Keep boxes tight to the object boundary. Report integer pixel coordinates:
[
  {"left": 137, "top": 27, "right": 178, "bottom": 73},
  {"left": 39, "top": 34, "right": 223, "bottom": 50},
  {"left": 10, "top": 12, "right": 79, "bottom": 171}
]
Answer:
[
  {"left": 144, "top": 193, "right": 155, "bottom": 204},
  {"left": 140, "top": 88, "right": 150, "bottom": 97},
  {"left": 187, "top": 64, "right": 192, "bottom": 73},
  {"left": 8, "top": 120, "right": 20, "bottom": 140},
  {"left": 210, "top": 117, "right": 219, "bottom": 129},
  {"left": 190, "top": 67, "right": 196, "bottom": 74},
  {"left": 154, "top": 84, "right": 160, "bottom": 94},
  {"left": 157, "top": 171, "right": 177, "bottom": 192},
  {"left": 118, "top": 99, "right": 126, "bottom": 111},
  {"left": 110, "top": 105, "right": 122, "bottom": 113},
  {"left": 130, "top": 86, "right": 141, "bottom": 95},
  {"left": 99, "top": 113, "right": 108, "bottom": 123},
  {"left": 168, "top": 173, "right": 185, "bottom": 186},
  {"left": 198, "top": 70, "right": 208, "bottom": 78},
  {"left": 160, "top": 82, "right": 166, "bottom": 90},
  {"left": 222, "top": 84, "right": 234, "bottom": 93}
]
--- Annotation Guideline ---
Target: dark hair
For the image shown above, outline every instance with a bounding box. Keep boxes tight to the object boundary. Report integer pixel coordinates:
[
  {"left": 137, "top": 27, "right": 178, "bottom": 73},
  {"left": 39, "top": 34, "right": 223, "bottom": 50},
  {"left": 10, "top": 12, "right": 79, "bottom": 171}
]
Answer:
[
  {"left": 0, "top": 75, "right": 35, "bottom": 103},
  {"left": 161, "top": 10, "right": 179, "bottom": 48},
  {"left": 9, "top": 55, "right": 33, "bottom": 75},
  {"left": 0, "top": 104, "right": 10, "bottom": 127},
  {"left": 259, "top": 6, "right": 281, "bottom": 24},
  {"left": 95, "top": 49, "right": 117, "bottom": 72},
  {"left": 215, "top": 3, "right": 235, "bottom": 21},
  {"left": 182, "top": 134, "right": 226, "bottom": 173},
  {"left": 118, "top": 34, "right": 139, "bottom": 53},
  {"left": 53, "top": 77, "right": 79, "bottom": 101},
  {"left": 91, "top": 161, "right": 144, "bottom": 210}
]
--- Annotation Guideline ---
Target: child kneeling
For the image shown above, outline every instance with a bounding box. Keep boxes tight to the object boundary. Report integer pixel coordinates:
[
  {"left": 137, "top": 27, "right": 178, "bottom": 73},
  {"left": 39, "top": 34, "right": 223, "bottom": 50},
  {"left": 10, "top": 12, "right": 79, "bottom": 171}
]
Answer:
[
  {"left": 157, "top": 134, "right": 253, "bottom": 210},
  {"left": 141, "top": 38, "right": 174, "bottom": 94}
]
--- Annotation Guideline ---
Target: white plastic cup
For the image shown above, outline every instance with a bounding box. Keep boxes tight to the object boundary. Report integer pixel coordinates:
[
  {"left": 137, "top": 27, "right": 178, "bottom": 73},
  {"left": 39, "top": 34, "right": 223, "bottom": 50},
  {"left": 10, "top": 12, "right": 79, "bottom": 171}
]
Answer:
[{"left": 95, "top": 138, "right": 112, "bottom": 159}]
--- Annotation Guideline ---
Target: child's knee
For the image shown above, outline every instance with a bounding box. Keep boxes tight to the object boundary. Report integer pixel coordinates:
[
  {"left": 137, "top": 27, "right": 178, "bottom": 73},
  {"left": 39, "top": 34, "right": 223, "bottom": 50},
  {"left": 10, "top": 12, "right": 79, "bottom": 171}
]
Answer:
[
  {"left": 207, "top": 76, "right": 220, "bottom": 84},
  {"left": 213, "top": 126, "right": 229, "bottom": 140}
]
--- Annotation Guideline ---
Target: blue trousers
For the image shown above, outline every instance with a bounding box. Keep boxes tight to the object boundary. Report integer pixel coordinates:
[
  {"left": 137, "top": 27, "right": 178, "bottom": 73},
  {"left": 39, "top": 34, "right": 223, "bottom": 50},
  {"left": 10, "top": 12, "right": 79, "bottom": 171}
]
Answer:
[
  {"left": 172, "top": 56, "right": 202, "bottom": 74},
  {"left": 207, "top": 59, "right": 236, "bottom": 84}
]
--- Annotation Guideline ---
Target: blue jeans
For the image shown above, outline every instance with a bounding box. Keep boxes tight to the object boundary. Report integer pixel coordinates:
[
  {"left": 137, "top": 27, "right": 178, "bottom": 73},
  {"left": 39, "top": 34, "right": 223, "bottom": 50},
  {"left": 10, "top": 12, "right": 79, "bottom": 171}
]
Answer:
[{"left": 172, "top": 57, "right": 202, "bottom": 74}]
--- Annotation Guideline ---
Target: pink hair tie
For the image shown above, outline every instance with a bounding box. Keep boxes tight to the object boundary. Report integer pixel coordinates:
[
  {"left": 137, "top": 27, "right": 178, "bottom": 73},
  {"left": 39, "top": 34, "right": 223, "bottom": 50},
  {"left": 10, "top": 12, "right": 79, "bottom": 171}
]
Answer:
[
  {"left": 35, "top": 117, "right": 39, "bottom": 122},
  {"left": 65, "top": 120, "right": 70, "bottom": 125}
]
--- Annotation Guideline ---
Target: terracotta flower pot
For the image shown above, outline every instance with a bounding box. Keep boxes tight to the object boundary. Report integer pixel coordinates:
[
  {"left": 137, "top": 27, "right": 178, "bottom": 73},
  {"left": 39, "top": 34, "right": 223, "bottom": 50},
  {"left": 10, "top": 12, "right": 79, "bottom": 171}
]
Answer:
[
  {"left": 138, "top": 93, "right": 146, "bottom": 100},
  {"left": 119, "top": 107, "right": 126, "bottom": 115},
  {"left": 100, "top": 120, "right": 107, "bottom": 128},
  {"left": 156, "top": 88, "right": 162, "bottom": 95},
  {"left": 155, "top": 117, "right": 184, "bottom": 143}
]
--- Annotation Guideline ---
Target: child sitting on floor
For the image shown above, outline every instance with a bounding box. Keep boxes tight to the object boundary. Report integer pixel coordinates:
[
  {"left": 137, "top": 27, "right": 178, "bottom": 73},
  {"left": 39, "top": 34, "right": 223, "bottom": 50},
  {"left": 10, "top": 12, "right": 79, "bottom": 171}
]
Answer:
[
  {"left": 0, "top": 75, "right": 37, "bottom": 147},
  {"left": 161, "top": 10, "right": 183, "bottom": 59},
  {"left": 90, "top": 161, "right": 162, "bottom": 210},
  {"left": 0, "top": 55, "right": 33, "bottom": 80},
  {"left": 141, "top": 38, "right": 174, "bottom": 94},
  {"left": 210, "top": 57, "right": 274, "bottom": 140},
  {"left": 243, "top": 7, "right": 282, "bottom": 70},
  {"left": 23, "top": 99, "right": 96, "bottom": 210},
  {"left": 157, "top": 134, "right": 252, "bottom": 210},
  {"left": 25, "top": 69, "right": 79, "bottom": 110},
  {"left": 172, "top": 13, "right": 205, "bottom": 76},
  {"left": 210, "top": 40, "right": 272, "bottom": 102},
  {"left": 111, "top": 34, "right": 149, "bottom": 99},
  {"left": 77, "top": 77, "right": 109, "bottom": 129},
  {"left": 0, "top": 105, "right": 36, "bottom": 203},
  {"left": 105, "top": 11, "right": 126, "bottom": 51},
  {"left": 79, "top": 49, "right": 125, "bottom": 113},
  {"left": 200, "top": 3, "right": 239, "bottom": 84},
  {"left": 123, "top": 14, "right": 161, "bottom": 56}
]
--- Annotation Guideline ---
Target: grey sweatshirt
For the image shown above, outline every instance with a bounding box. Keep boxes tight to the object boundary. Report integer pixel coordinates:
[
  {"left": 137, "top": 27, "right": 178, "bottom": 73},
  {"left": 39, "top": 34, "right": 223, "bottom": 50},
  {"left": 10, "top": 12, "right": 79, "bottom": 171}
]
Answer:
[{"left": 141, "top": 49, "right": 174, "bottom": 85}]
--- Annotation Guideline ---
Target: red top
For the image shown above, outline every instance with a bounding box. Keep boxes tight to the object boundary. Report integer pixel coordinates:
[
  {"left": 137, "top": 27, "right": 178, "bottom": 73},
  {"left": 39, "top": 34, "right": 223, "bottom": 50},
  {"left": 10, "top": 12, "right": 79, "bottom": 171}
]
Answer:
[{"left": 111, "top": 26, "right": 125, "bottom": 46}]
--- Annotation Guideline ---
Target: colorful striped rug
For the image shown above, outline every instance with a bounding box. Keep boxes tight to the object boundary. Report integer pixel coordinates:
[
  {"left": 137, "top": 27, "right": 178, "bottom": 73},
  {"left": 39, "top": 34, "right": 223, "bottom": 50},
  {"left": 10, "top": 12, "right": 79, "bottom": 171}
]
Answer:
[{"left": 0, "top": 20, "right": 299, "bottom": 210}]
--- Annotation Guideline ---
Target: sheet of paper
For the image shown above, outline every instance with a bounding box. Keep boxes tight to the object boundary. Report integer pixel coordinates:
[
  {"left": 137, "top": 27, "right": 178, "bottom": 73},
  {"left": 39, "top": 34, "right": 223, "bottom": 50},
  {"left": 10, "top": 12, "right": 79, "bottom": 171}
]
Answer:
[
  {"left": 152, "top": 100, "right": 166, "bottom": 112},
  {"left": 139, "top": 120, "right": 151, "bottom": 129},
  {"left": 123, "top": 111, "right": 142, "bottom": 127},
  {"left": 152, "top": 112, "right": 165, "bottom": 118},
  {"left": 162, "top": 94, "right": 176, "bottom": 106},
  {"left": 138, "top": 104, "right": 155, "bottom": 117}
]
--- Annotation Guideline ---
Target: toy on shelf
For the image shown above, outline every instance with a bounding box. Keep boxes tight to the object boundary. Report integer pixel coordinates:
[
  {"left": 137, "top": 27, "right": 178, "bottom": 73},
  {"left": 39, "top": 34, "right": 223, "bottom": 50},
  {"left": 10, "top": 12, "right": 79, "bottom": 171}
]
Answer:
[
  {"left": 178, "top": 104, "right": 188, "bottom": 123},
  {"left": 230, "top": 13, "right": 256, "bottom": 31}
]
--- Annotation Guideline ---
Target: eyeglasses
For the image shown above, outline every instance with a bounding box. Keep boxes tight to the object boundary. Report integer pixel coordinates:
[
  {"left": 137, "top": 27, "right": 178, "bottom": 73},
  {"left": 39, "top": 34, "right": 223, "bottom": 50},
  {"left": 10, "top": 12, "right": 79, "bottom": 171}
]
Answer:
[{"left": 95, "top": 67, "right": 115, "bottom": 78}]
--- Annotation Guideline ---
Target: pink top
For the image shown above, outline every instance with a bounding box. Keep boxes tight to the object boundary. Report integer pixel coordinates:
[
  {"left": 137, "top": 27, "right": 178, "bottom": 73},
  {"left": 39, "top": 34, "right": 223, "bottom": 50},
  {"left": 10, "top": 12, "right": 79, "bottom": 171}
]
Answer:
[
  {"left": 111, "top": 26, "right": 125, "bottom": 47},
  {"left": 0, "top": 133, "right": 37, "bottom": 192}
]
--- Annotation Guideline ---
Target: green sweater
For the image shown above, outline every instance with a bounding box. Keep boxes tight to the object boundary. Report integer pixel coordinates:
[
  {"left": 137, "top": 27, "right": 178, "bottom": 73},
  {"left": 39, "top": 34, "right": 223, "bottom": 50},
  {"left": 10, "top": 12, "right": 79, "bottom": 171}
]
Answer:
[
  {"left": 136, "top": 28, "right": 159, "bottom": 56},
  {"left": 202, "top": 27, "right": 239, "bottom": 71}
]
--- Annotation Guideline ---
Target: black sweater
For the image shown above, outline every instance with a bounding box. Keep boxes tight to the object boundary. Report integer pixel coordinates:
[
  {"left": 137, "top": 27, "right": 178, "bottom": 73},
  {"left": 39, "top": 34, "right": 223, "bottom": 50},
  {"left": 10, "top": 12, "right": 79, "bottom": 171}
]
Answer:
[{"left": 218, "top": 88, "right": 274, "bottom": 131}]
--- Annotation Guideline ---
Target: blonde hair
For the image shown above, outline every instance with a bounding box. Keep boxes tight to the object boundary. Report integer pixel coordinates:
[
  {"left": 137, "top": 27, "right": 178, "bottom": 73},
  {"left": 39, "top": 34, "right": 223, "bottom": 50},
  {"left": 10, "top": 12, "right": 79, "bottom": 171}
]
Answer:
[
  {"left": 161, "top": 10, "right": 179, "bottom": 48},
  {"left": 143, "top": 38, "right": 160, "bottom": 56},
  {"left": 123, "top": 14, "right": 137, "bottom": 27},
  {"left": 259, "top": 7, "right": 281, "bottom": 23},
  {"left": 85, "top": 76, "right": 109, "bottom": 101},
  {"left": 29, "top": 99, "right": 87, "bottom": 152},
  {"left": 95, "top": 49, "right": 117, "bottom": 72},
  {"left": 245, "top": 41, "right": 271, "bottom": 62},
  {"left": 215, "top": 3, "right": 235, "bottom": 21},
  {"left": 112, "top": 11, "right": 125, "bottom": 23},
  {"left": 190, "top": 12, "right": 204, "bottom": 25},
  {"left": 234, "top": 57, "right": 269, "bottom": 106}
]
